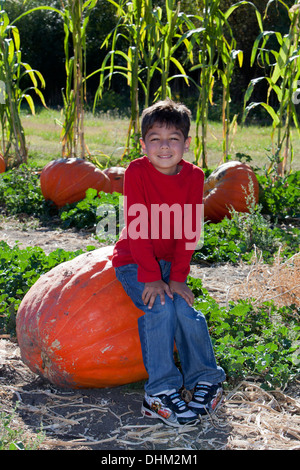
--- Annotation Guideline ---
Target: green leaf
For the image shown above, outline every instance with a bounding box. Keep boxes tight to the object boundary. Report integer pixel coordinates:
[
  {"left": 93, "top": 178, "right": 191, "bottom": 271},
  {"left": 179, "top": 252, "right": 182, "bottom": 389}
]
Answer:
[{"left": 244, "top": 101, "right": 280, "bottom": 126}]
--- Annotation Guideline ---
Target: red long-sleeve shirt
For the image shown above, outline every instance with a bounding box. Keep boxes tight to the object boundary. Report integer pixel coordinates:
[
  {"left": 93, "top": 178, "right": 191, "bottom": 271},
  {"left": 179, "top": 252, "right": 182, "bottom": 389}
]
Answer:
[{"left": 112, "top": 156, "right": 204, "bottom": 283}]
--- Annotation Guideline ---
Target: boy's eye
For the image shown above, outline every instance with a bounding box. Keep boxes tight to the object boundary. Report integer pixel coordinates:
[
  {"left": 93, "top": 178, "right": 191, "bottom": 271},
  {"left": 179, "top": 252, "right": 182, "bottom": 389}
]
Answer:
[{"left": 150, "top": 137, "right": 179, "bottom": 142}]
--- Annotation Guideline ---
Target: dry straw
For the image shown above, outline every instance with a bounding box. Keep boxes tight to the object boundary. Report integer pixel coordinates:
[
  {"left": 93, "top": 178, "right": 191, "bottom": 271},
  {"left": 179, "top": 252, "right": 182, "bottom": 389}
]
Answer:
[
  {"left": 2, "top": 380, "right": 299, "bottom": 450},
  {"left": 226, "top": 249, "right": 300, "bottom": 310},
  {"left": 223, "top": 381, "right": 300, "bottom": 450}
]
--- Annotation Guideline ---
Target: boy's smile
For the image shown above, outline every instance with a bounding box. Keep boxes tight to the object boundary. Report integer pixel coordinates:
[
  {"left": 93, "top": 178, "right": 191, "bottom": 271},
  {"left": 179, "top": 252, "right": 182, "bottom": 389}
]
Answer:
[{"left": 140, "top": 124, "right": 191, "bottom": 175}]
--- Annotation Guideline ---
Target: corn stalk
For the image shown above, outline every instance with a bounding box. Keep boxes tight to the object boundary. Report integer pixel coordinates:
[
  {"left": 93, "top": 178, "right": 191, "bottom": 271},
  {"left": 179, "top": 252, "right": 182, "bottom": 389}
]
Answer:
[
  {"left": 151, "top": 0, "right": 192, "bottom": 102},
  {"left": 19, "top": 0, "right": 98, "bottom": 159},
  {"left": 190, "top": 1, "right": 262, "bottom": 168},
  {"left": 219, "top": 39, "right": 243, "bottom": 163},
  {"left": 0, "top": 9, "right": 46, "bottom": 167},
  {"left": 242, "top": 0, "right": 300, "bottom": 175},
  {"left": 94, "top": 0, "right": 192, "bottom": 156},
  {"left": 61, "top": 0, "right": 98, "bottom": 158},
  {"left": 92, "top": 0, "right": 146, "bottom": 153},
  {"left": 189, "top": 0, "right": 225, "bottom": 168}
]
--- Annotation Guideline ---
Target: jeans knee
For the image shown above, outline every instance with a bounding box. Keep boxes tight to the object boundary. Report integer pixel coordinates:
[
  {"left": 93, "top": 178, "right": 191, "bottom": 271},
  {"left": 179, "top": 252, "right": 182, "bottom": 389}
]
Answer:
[
  {"left": 174, "top": 295, "right": 204, "bottom": 321},
  {"left": 148, "top": 295, "right": 176, "bottom": 317}
]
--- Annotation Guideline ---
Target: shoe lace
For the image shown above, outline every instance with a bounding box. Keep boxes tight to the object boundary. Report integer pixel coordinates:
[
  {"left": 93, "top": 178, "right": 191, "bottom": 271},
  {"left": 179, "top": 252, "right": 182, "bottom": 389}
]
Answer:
[
  {"left": 169, "top": 392, "right": 187, "bottom": 411},
  {"left": 194, "top": 384, "right": 211, "bottom": 401}
]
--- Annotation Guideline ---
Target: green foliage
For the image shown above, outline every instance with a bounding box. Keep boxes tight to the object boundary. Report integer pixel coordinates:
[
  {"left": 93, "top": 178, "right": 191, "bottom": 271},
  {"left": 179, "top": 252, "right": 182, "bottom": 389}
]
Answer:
[
  {"left": 194, "top": 204, "right": 299, "bottom": 264},
  {"left": 0, "top": 408, "right": 44, "bottom": 450},
  {"left": 242, "top": 1, "right": 300, "bottom": 175},
  {"left": 0, "top": 9, "right": 46, "bottom": 167},
  {"left": 96, "top": 0, "right": 193, "bottom": 153},
  {"left": 60, "top": 188, "right": 121, "bottom": 237},
  {"left": 15, "top": 0, "right": 99, "bottom": 159},
  {"left": 0, "top": 241, "right": 88, "bottom": 334},
  {"left": 59, "top": 0, "right": 98, "bottom": 158},
  {"left": 0, "top": 165, "right": 45, "bottom": 216},
  {"left": 187, "top": 277, "right": 300, "bottom": 389},
  {"left": 188, "top": 0, "right": 262, "bottom": 167},
  {"left": 60, "top": 187, "right": 103, "bottom": 229},
  {"left": 257, "top": 170, "right": 300, "bottom": 221}
]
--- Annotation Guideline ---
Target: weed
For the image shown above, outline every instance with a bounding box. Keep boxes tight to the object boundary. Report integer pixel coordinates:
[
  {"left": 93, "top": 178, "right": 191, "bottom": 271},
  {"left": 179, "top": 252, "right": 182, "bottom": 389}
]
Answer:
[
  {"left": 187, "top": 277, "right": 300, "bottom": 390},
  {"left": 193, "top": 176, "right": 299, "bottom": 265},
  {"left": 0, "top": 165, "right": 45, "bottom": 217},
  {"left": 0, "top": 408, "right": 45, "bottom": 450},
  {"left": 0, "top": 241, "right": 88, "bottom": 334}
]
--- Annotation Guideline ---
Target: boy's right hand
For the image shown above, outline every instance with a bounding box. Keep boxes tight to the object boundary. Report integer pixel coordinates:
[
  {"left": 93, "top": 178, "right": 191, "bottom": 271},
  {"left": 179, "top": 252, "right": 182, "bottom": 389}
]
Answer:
[{"left": 142, "top": 280, "right": 173, "bottom": 310}]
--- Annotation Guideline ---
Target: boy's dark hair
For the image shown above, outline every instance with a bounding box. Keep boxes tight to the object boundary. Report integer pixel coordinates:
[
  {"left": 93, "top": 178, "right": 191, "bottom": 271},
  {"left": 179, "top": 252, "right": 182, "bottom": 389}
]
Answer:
[{"left": 141, "top": 98, "right": 191, "bottom": 140}]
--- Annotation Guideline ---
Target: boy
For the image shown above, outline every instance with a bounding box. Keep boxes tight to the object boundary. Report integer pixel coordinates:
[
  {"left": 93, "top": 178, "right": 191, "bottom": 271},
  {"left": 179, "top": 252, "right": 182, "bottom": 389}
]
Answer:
[{"left": 112, "top": 99, "right": 225, "bottom": 427}]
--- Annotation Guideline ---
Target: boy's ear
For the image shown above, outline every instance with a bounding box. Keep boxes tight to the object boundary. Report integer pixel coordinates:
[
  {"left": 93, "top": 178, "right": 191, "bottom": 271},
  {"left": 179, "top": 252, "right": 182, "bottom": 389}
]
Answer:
[
  {"left": 184, "top": 136, "right": 192, "bottom": 152},
  {"left": 140, "top": 137, "right": 146, "bottom": 153}
]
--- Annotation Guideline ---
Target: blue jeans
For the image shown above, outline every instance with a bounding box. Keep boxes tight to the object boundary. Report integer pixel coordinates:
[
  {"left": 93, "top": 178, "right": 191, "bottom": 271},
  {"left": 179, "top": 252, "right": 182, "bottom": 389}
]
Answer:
[{"left": 115, "top": 260, "right": 225, "bottom": 395}]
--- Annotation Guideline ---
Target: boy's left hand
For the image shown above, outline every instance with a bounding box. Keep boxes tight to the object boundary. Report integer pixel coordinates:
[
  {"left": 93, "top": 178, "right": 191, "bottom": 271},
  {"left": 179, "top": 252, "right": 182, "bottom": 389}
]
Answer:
[{"left": 168, "top": 280, "right": 194, "bottom": 307}]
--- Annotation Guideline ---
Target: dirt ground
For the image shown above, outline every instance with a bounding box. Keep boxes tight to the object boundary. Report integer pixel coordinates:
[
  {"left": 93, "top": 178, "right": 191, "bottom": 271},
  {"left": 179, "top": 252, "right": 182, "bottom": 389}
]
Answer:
[{"left": 0, "top": 217, "right": 299, "bottom": 451}]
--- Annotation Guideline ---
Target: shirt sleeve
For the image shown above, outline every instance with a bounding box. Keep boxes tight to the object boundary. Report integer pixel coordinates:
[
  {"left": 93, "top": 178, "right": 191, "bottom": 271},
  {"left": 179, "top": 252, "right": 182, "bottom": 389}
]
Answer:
[
  {"left": 123, "top": 163, "right": 162, "bottom": 283},
  {"left": 169, "top": 168, "right": 204, "bottom": 282}
]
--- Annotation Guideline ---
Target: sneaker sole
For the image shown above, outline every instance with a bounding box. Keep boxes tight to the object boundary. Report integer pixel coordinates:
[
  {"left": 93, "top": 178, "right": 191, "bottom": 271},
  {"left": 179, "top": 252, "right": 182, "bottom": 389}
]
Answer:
[{"left": 141, "top": 404, "right": 198, "bottom": 428}]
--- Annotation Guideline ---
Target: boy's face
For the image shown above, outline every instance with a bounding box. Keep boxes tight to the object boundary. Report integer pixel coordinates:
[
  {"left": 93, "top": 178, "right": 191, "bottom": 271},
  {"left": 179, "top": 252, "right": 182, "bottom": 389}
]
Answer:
[{"left": 140, "top": 124, "right": 191, "bottom": 175}]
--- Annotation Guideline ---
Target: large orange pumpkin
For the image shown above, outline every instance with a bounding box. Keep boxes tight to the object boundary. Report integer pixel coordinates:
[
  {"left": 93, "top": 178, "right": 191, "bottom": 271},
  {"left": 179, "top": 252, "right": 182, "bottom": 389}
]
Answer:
[
  {"left": 40, "top": 158, "right": 111, "bottom": 208},
  {"left": 0, "top": 154, "right": 5, "bottom": 173},
  {"left": 203, "top": 161, "right": 259, "bottom": 223},
  {"left": 16, "top": 246, "right": 147, "bottom": 388},
  {"left": 103, "top": 166, "right": 125, "bottom": 194}
]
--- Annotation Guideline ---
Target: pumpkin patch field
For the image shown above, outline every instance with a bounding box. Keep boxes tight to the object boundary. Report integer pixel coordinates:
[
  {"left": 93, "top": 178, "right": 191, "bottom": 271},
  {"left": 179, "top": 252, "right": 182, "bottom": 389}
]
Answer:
[
  {"left": 1, "top": 0, "right": 300, "bottom": 451},
  {"left": 0, "top": 114, "right": 299, "bottom": 450}
]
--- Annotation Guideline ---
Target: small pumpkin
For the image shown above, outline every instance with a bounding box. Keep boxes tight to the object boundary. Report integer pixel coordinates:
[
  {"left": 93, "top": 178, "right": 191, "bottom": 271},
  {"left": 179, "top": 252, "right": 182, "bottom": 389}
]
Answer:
[
  {"left": 203, "top": 161, "right": 259, "bottom": 223},
  {"left": 40, "top": 158, "right": 111, "bottom": 208},
  {"left": 16, "top": 246, "right": 147, "bottom": 389},
  {"left": 103, "top": 166, "right": 125, "bottom": 194},
  {"left": 0, "top": 154, "right": 5, "bottom": 173}
]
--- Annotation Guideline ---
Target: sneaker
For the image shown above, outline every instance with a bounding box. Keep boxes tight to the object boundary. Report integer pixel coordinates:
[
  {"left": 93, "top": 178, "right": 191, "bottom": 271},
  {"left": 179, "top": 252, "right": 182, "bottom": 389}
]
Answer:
[
  {"left": 141, "top": 389, "right": 198, "bottom": 427},
  {"left": 188, "top": 382, "right": 223, "bottom": 416}
]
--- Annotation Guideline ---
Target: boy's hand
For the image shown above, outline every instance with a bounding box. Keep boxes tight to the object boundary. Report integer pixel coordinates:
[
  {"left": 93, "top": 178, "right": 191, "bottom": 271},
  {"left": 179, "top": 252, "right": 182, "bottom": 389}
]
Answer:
[
  {"left": 169, "top": 280, "right": 194, "bottom": 307},
  {"left": 142, "top": 280, "right": 173, "bottom": 310}
]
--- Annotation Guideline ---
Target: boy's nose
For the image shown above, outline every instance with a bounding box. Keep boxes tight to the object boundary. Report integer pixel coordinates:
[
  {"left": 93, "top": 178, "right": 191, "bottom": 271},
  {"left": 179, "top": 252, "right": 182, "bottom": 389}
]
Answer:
[{"left": 160, "top": 139, "right": 170, "bottom": 148}]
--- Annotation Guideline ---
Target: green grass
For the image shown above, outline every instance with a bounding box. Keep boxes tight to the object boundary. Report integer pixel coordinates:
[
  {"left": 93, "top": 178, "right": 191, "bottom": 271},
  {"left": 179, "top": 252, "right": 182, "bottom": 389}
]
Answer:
[
  {"left": 22, "top": 108, "right": 129, "bottom": 168},
  {"left": 21, "top": 108, "right": 300, "bottom": 171}
]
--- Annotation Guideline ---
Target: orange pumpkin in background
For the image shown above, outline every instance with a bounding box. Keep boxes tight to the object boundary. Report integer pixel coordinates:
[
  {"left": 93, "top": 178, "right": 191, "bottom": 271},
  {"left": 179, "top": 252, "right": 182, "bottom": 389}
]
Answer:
[
  {"left": 203, "top": 161, "right": 259, "bottom": 223},
  {"left": 40, "top": 158, "right": 111, "bottom": 208},
  {"left": 16, "top": 246, "right": 148, "bottom": 389},
  {"left": 0, "top": 154, "right": 5, "bottom": 173},
  {"left": 103, "top": 166, "right": 125, "bottom": 194}
]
